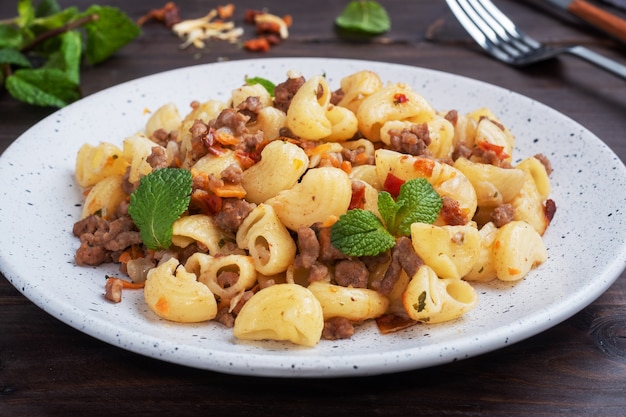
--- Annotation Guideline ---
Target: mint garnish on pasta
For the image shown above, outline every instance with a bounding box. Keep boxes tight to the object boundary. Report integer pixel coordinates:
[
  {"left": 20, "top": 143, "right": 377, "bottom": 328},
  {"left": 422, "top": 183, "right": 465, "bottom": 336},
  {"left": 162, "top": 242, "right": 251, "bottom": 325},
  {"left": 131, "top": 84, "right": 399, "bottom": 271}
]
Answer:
[
  {"left": 331, "top": 178, "right": 442, "bottom": 256},
  {"left": 128, "top": 168, "right": 192, "bottom": 251}
]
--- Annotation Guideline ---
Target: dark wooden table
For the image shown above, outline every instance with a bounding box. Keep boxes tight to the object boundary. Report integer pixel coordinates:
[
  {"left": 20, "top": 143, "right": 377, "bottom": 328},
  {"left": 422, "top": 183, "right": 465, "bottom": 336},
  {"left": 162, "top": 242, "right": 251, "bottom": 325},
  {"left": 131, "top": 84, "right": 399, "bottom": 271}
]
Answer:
[{"left": 1, "top": 0, "right": 625, "bottom": 415}]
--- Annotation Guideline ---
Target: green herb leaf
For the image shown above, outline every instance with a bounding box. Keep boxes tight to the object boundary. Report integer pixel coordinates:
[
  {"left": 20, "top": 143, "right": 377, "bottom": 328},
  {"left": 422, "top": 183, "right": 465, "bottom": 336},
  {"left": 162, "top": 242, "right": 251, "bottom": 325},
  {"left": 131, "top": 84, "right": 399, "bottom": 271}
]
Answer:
[
  {"left": 35, "top": 0, "right": 61, "bottom": 18},
  {"left": 379, "top": 178, "right": 442, "bottom": 236},
  {"left": 0, "top": 25, "right": 24, "bottom": 48},
  {"left": 43, "top": 30, "right": 81, "bottom": 84},
  {"left": 335, "top": 1, "right": 391, "bottom": 35},
  {"left": 81, "top": 5, "right": 141, "bottom": 65},
  {"left": 245, "top": 76, "right": 276, "bottom": 96},
  {"left": 330, "top": 209, "right": 396, "bottom": 257},
  {"left": 0, "top": 48, "right": 31, "bottom": 68},
  {"left": 17, "top": 0, "right": 35, "bottom": 28},
  {"left": 5, "top": 67, "right": 80, "bottom": 107},
  {"left": 128, "top": 168, "right": 193, "bottom": 251}
]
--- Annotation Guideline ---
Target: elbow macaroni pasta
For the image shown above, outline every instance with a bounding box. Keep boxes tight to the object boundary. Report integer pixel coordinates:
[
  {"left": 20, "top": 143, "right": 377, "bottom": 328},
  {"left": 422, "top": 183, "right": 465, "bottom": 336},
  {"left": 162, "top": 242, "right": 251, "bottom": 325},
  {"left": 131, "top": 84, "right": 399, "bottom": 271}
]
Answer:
[{"left": 73, "top": 69, "right": 556, "bottom": 347}]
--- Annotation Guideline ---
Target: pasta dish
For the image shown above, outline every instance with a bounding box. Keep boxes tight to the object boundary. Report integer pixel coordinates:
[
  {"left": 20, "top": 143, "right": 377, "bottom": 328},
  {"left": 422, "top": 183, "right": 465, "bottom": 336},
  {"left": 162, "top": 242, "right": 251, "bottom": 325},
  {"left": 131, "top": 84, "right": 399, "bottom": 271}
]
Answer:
[{"left": 72, "top": 69, "right": 556, "bottom": 347}]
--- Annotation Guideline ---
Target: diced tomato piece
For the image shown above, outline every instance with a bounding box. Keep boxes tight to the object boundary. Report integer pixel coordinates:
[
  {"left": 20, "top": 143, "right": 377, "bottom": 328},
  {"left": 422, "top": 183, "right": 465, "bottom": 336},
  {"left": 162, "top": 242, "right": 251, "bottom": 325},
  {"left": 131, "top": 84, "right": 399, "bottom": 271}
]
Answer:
[{"left": 383, "top": 173, "right": 405, "bottom": 198}]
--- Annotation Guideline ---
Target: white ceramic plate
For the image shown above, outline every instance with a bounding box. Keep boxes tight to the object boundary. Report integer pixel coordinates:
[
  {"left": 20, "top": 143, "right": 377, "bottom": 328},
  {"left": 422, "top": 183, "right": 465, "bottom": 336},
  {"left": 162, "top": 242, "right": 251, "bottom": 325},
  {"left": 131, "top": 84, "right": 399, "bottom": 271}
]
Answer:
[{"left": 1, "top": 58, "right": 625, "bottom": 377}]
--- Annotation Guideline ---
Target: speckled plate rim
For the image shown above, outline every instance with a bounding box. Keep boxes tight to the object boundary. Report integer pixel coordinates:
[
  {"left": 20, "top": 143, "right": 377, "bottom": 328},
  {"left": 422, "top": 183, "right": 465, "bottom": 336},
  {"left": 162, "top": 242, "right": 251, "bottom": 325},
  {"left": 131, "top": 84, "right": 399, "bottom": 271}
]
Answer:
[{"left": 1, "top": 58, "right": 625, "bottom": 378}]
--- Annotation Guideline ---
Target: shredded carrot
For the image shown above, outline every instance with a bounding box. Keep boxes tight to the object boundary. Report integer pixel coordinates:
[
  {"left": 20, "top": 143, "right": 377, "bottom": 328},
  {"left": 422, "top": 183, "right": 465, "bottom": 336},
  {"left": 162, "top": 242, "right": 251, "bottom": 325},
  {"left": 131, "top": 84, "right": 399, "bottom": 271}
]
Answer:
[
  {"left": 155, "top": 296, "right": 169, "bottom": 314},
  {"left": 209, "top": 182, "right": 247, "bottom": 198},
  {"left": 340, "top": 160, "right": 352, "bottom": 174}
]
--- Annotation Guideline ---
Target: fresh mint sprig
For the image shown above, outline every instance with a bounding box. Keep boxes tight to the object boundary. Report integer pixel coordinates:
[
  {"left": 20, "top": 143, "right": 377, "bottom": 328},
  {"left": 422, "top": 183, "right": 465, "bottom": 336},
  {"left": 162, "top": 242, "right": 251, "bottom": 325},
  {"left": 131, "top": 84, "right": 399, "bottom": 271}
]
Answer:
[
  {"left": 128, "top": 168, "right": 193, "bottom": 251},
  {"left": 335, "top": 1, "right": 391, "bottom": 35},
  {"left": 1, "top": 0, "right": 140, "bottom": 107},
  {"left": 331, "top": 178, "right": 442, "bottom": 256},
  {"left": 245, "top": 76, "right": 276, "bottom": 96}
]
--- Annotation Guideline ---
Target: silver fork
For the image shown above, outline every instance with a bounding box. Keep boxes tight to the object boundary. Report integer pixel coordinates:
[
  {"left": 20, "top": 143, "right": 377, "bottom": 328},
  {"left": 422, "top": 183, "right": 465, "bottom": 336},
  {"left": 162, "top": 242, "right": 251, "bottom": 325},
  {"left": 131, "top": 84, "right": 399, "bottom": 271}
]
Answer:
[{"left": 446, "top": 0, "right": 626, "bottom": 80}]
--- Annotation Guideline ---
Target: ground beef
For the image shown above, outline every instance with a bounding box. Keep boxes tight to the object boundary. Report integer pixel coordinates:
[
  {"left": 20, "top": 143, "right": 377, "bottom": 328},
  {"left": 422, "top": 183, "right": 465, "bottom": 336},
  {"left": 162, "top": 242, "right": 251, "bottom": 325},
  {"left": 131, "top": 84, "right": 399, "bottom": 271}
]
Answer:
[
  {"left": 544, "top": 198, "right": 557, "bottom": 223},
  {"left": 452, "top": 143, "right": 473, "bottom": 161},
  {"left": 322, "top": 316, "right": 355, "bottom": 340},
  {"left": 73, "top": 215, "right": 142, "bottom": 266},
  {"left": 330, "top": 88, "right": 344, "bottom": 105},
  {"left": 441, "top": 196, "right": 468, "bottom": 226},
  {"left": 317, "top": 226, "right": 348, "bottom": 263},
  {"left": 375, "top": 237, "right": 423, "bottom": 295},
  {"left": 214, "top": 198, "right": 256, "bottom": 233},
  {"left": 237, "top": 96, "right": 263, "bottom": 122},
  {"left": 491, "top": 203, "right": 515, "bottom": 227},
  {"left": 341, "top": 147, "right": 374, "bottom": 165},
  {"left": 273, "top": 75, "right": 305, "bottom": 113},
  {"left": 444, "top": 109, "right": 458, "bottom": 126},
  {"left": 334, "top": 259, "right": 368, "bottom": 288},
  {"left": 217, "top": 270, "right": 239, "bottom": 288},
  {"left": 236, "top": 131, "right": 265, "bottom": 153},
  {"left": 220, "top": 164, "right": 244, "bottom": 183},
  {"left": 188, "top": 119, "right": 211, "bottom": 163},
  {"left": 212, "top": 108, "right": 249, "bottom": 136},
  {"left": 388, "top": 123, "right": 432, "bottom": 156},
  {"left": 294, "top": 226, "right": 320, "bottom": 269},
  {"left": 146, "top": 146, "right": 168, "bottom": 170},
  {"left": 534, "top": 153, "right": 553, "bottom": 175}
]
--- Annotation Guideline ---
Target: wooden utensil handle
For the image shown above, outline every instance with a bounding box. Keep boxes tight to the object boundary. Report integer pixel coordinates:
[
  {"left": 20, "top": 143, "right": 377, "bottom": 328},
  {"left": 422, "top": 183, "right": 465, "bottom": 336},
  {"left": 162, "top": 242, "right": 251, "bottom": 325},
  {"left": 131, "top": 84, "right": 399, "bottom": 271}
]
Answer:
[{"left": 569, "top": 0, "right": 626, "bottom": 43}]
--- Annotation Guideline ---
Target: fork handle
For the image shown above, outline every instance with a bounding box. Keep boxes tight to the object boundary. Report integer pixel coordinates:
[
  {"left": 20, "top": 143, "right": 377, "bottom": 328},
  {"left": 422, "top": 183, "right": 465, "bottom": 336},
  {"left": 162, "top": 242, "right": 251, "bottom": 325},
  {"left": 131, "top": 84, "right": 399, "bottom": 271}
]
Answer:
[
  {"left": 568, "top": 46, "right": 626, "bottom": 80},
  {"left": 568, "top": 0, "right": 626, "bottom": 44}
]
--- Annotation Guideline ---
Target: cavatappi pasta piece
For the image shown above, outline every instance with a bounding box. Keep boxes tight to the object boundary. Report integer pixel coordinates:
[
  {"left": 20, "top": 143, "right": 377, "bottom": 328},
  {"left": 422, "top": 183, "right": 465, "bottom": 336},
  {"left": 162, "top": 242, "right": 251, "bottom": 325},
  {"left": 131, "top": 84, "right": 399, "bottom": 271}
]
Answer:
[
  {"left": 286, "top": 75, "right": 333, "bottom": 140},
  {"left": 233, "top": 283, "right": 324, "bottom": 347},
  {"left": 492, "top": 221, "right": 547, "bottom": 281},
  {"left": 185, "top": 253, "right": 257, "bottom": 301},
  {"left": 122, "top": 133, "right": 162, "bottom": 185},
  {"left": 402, "top": 265, "right": 478, "bottom": 323},
  {"left": 81, "top": 175, "right": 126, "bottom": 220},
  {"left": 375, "top": 149, "right": 477, "bottom": 222},
  {"left": 144, "top": 257, "right": 218, "bottom": 323},
  {"left": 410, "top": 223, "right": 482, "bottom": 280},
  {"left": 472, "top": 116, "right": 515, "bottom": 164},
  {"left": 267, "top": 167, "right": 352, "bottom": 231},
  {"left": 510, "top": 165, "right": 551, "bottom": 235},
  {"left": 172, "top": 214, "right": 227, "bottom": 255},
  {"left": 229, "top": 83, "right": 273, "bottom": 108},
  {"left": 307, "top": 281, "right": 389, "bottom": 321},
  {"left": 356, "top": 83, "right": 436, "bottom": 141},
  {"left": 516, "top": 156, "right": 551, "bottom": 200},
  {"left": 324, "top": 104, "right": 359, "bottom": 142},
  {"left": 349, "top": 164, "right": 381, "bottom": 190},
  {"left": 235, "top": 204, "right": 296, "bottom": 275},
  {"left": 145, "top": 102, "right": 182, "bottom": 137},
  {"left": 241, "top": 140, "right": 309, "bottom": 204},
  {"left": 450, "top": 110, "right": 478, "bottom": 149},
  {"left": 336, "top": 70, "right": 383, "bottom": 114},
  {"left": 191, "top": 149, "right": 242, "bottom": 180},
  {"left": 75, "top": 142, "right": 129, "bottom": 188},
  {"left": 453, "top": 157, "right": 526, "bottom": 207},
  {"left": 464, "top": 222, "right": 499, "bottom": 282},
  {"left": 247, "top": 106, "right": 287, "bottom": 140}
]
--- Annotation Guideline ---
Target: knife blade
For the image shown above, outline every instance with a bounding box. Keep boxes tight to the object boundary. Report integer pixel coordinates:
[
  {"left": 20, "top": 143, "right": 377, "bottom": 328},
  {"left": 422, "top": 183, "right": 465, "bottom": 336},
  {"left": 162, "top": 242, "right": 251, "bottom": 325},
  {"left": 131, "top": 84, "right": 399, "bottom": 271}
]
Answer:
[{"left": 546, "top": 0, "right": 626, "bottom": 43}]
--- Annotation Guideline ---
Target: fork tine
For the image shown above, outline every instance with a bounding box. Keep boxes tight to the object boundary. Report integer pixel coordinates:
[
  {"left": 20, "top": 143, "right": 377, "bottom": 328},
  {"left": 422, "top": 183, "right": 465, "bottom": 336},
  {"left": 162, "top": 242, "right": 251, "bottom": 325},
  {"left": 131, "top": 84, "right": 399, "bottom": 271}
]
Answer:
[
  {"left": 474, "top": 0, "right": 541, "bottom": 50},
  {"left": 446, "top": 0, "right": 541, "bottom": 63}
]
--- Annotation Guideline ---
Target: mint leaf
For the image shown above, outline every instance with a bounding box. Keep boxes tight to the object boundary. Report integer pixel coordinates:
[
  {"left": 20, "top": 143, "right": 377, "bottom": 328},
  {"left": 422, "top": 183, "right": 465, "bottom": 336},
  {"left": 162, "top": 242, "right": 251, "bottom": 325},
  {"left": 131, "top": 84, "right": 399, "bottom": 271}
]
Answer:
[
  {"left": 335, "top": 1, "right": 391, "bottom": 35},
  {"left": 43, "top": 30, "right": 81, "bottom": 84},
  {"left": 0, "top": 25, "right": 24, "bottom": 48},
  {"left": 17, "top": 0, "right": 36, "bottom": 28},
  {"left": 394, "top": 178, "right": 442, "bottom": 235},
  {"left": 128, "top": 168, "right": 193, "bottom": 251},
  {"left": 6, "top": 67, "right": 80, "bottom": 107},
  {"left": 379, "top": 178, "right": 442, "bottom": 236},
  {"left": 245, "top": 76, "right": 276, "bottom": 96},
  {"left": 0, "top": 48, "right": 31, "bottom": 68},
  {"left": 81, "top": 5, "right": 141, "bottom": 65},
  {"left": 35, "top": 0, "right": 61, "bottom": 18},
  {"left": 330, "top": 209, "right": 396, "bottom": 257}
]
